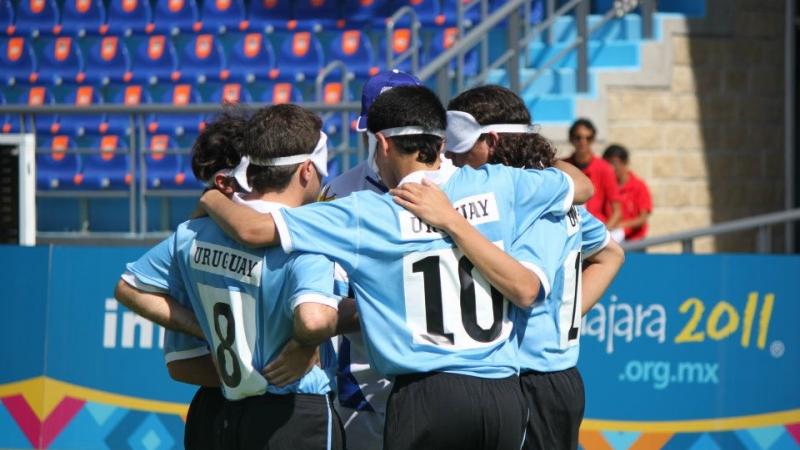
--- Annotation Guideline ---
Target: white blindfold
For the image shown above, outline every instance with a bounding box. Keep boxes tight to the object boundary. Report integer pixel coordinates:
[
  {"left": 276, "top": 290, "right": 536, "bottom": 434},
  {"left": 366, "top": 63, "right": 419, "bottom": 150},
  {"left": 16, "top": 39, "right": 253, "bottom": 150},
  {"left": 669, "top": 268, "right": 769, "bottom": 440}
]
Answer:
[
  {"left": 235, "top": 131, "right": 328, "bottom": 191},
  {"left": 445, "top": 110, "right": 540, "bottom": 154}
]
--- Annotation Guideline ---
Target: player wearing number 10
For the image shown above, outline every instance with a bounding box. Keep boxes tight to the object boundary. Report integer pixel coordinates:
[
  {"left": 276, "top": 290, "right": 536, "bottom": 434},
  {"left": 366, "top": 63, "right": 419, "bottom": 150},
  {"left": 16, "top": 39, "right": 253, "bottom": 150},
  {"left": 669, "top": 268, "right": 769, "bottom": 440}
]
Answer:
[
  {"left": 442, "top": 85, "right": 625, "bottom": 450},
  {"left": 199, "top": 86, "right": 595, "bottom": 450},
  {"left": 120, "top": 105, "right": 344, "bottom": 450}
]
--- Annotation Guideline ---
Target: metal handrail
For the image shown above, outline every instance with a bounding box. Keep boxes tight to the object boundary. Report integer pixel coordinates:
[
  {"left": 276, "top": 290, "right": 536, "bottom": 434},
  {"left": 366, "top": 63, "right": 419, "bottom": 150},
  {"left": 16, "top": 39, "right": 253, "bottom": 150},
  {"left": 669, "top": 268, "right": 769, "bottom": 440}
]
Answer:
[
  {"left": 622, "top": 209, "right": 800, "bottom": 254},
  {"left": 386, "top": 6, "right": 420, "bottom": 74}
]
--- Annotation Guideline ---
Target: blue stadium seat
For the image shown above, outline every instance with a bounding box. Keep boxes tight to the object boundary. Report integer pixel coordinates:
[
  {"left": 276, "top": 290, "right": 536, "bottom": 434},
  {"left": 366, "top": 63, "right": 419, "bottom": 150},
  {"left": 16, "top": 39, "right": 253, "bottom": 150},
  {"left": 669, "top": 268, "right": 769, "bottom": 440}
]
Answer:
[
  {"left": 294, "top": 0, "right": 341, "bottom": 32},
  {"left": 341, "top": 0, "right": 391, "bottom": 27},
  {"left": 143, "top": 133, "right": 188, "bottom": 189},
  {"left": 106, "top": 0, "right": 152, "bottom": 36},
  {"left": 147, "top": 84, "right": 204, "bottom": 136},
  {"left": 129, "top": 35, "right": 179, "bottom": 84},
  {"left": 425, "top": 27, "right": 478, "bottom": 76},
  {"left": 38, "top": 36, "right": 85, "bottom": 84},
  {"left": 101, "top": 84, "right": 152, "bottom": 135},
  {"left": 60, "top": 0, "right": 105, "bottom": 36},
  {"left": 82, "top": 134, "right": 131, "bottom": 189},
  {"left": 56, "top": 85, "right": 105, "bottom": 136},
  {"left": 177, "top": 33, "right": 227, "bottom": 84},
  {"left": 248, "top": 0, "right": 293, "bottom": 33},
  {"left": 9, "top": 86, "right": 59, "bottom": 134},
  {"left": 208, "top": 82, "right": 253, "bottom": 104},
  {"left": 14, "top": 0, "right": 60, "bottom": 37},
  {"left": 0, "top": 37, "right": 37, "bottom": 85},
  {"left": 328, "top": 29, "right": 376, "bottom": 78},
  {"left": 1, "top": 0, "right": 15, "bottom": 35},
  {"left": 0, "top": 92, "right": 10, "bottom": 133},
  {"left": 37, "top": 135, "right": 83, "bottom": 190},
  {"left": 377, "top": 28, "right": 417, "bottom": 72},
  {"left": 401, "top": 0, "right": 443, "bottom": 26},
  {"left": 150, "top": 0, "right": 200, "bottom": 35},
  {"left": 319, "top": 82, "right": 357, "bottom": 146},
  {"left": 83, "top": 36, "right": 131, "bottom": 85},
  {"left": 259, "top": 81, "right": 303, "bottom": 103},
  {"left": 199, "top": 0, "right": 247, "bottom": 33},
  {"left": 273, "top": 31, "right": 324, "bottom": 82},
  {"left": 226, "top": 32, "right": 275, "bottom": 83}
]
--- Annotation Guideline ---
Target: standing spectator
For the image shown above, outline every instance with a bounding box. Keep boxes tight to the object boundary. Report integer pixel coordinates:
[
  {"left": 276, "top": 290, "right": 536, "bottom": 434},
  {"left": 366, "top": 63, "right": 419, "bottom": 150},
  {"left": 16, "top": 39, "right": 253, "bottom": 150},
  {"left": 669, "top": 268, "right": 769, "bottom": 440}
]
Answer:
[
  {"left": 564, "top": 118, "right": 622, "bottom": 228},
  {"left": 603, "top": 144, "right": 652, "bottom": 241}
]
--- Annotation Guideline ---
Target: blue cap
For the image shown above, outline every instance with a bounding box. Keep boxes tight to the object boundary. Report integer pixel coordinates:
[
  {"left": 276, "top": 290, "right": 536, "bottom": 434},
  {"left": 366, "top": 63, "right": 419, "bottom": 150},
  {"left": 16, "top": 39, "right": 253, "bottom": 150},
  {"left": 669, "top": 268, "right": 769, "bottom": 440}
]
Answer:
[{"left": 356, "top": 69, "right": 422, "bottom": 132}]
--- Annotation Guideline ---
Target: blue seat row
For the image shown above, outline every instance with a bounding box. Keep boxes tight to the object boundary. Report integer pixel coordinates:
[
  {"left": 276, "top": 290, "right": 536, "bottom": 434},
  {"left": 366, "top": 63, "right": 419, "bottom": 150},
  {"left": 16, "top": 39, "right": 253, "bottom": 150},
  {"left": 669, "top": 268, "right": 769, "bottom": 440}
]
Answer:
[
  {"left": 1, "top": 0, "right": 485, "bottom": 38},
  {"left": 1, "top": 27, "right": 476, "bottom": 86}
]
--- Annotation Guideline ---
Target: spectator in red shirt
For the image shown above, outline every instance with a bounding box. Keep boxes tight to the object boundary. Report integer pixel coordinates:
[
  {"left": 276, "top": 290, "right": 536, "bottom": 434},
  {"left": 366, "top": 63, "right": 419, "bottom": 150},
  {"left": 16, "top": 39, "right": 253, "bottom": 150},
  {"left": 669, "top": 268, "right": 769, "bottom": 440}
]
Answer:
[
  {"left": 564, "top": 118, "right": 622, "bottom": 227},
  {"left": 603, "top": 144, "right": 652, "bottom": 241}
]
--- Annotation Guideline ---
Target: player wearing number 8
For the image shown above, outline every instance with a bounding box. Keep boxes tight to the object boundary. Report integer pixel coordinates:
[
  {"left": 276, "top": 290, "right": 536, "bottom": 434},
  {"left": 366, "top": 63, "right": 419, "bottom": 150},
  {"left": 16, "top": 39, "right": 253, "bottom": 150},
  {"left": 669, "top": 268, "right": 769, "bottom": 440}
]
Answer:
[
  {"left": 199, "top": 86, "right": 596, "bottom": 450},
  {"left": 118, "top": 105, "right": 345, "bottom": 450},
  {"left": 441, "top": 86, "right": 625, "bottom": 450}
]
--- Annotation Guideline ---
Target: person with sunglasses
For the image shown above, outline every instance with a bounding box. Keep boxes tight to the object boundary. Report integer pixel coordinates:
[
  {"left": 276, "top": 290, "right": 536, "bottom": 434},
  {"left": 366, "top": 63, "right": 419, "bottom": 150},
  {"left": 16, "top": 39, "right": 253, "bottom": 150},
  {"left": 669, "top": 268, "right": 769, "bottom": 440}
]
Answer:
[{"left": 564, "top": 119, "right": 622, "bottom": 233}]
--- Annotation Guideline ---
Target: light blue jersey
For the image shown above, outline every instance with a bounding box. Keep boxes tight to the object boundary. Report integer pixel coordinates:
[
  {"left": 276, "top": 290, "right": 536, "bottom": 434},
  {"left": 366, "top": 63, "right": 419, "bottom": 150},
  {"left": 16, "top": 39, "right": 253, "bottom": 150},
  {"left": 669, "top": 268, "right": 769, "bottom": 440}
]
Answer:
[
  {"left": 124, "top": 199, "right": 340, "bottom": 400},
  {"left": 272, "top": 163, "right": 575, "bottom": 379},
  {"left": 512, "top": 206, "right": 610, "bottom": 372}
]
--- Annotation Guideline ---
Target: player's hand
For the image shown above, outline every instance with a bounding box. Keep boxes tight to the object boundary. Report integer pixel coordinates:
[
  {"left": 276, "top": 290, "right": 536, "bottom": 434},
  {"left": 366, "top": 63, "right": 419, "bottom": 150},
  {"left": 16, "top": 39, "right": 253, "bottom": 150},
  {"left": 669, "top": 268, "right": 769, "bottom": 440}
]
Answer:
[
  {"left": 390, "top": 179, "right": 462, "bottom": 231},
  {"left": 262, "top": 339, "right": 320, "bottom": 387}
]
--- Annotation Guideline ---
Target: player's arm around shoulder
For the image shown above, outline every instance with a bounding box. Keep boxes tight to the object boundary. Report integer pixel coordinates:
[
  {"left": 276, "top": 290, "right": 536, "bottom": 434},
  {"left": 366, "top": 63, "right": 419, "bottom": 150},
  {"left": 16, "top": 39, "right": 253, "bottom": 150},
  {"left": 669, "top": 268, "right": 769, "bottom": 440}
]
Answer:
[
  {"left": 553, "top": 160, "right": 594, "bottom": 204},
  {"left": 199, "top": 189, "right": 279, "bottom": 247},
  {"left": 581, "top": 238, "right": 625, "bottom": 315}
]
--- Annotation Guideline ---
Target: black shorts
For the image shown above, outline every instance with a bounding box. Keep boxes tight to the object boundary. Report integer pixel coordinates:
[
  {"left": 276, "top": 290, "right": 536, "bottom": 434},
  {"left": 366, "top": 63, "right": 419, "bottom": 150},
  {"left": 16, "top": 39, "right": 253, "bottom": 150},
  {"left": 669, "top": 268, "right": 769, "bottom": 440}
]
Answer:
[
  {"left": 216, "top": 392, "right": 345, "bottom": 450},
  {"left": 185, "top": 387, "right": 226, "bottom": 450},
  {"left": 384, "top": 372, "right": 527, "bottom": 450},
  {"left": 520, "top": 367, "right": 585, "bottom": 450}
]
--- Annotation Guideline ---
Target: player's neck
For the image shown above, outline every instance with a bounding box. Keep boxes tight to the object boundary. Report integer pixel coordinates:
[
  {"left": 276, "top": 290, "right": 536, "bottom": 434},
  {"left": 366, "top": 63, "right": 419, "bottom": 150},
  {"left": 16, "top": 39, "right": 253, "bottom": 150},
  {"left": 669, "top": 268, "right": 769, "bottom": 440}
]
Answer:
[
  {"left": 389, "top": 154, "right": 441, "bottom": 188},
  {"left": 241, "top": 187, "right": 305, "bottom": 208}
]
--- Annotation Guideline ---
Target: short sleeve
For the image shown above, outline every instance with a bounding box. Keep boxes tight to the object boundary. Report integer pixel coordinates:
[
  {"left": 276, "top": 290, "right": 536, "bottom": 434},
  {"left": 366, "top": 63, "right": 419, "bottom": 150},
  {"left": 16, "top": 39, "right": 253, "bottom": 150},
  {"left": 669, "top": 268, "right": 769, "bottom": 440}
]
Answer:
[
  {"left": 511, "top": 215, "right": 567, "bottom": 300},
  {"left": 124, "top": 234, "right": 184, "bottom": 293},
  {"left": 580, "top": 208, "right": 611, "bottom": 258},
  {"left": 512, "top": 167, "right": 575, "bottom": 234},
  {"left": 271, "top": 195, "right": 361, "bottom": 273},
  {"left": 163, "top": 330, "right": 210, "bottom": 363},
  {"left": 284, "top": 252, "right": 341, "bottom": 318}
]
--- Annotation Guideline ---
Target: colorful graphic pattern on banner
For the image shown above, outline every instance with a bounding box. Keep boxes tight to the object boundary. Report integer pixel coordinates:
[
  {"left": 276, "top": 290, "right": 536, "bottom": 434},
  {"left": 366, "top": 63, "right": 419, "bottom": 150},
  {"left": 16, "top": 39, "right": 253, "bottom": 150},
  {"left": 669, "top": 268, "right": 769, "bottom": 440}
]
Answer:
[{"left": 0, "top": 247, "right": 798, "bottom": 449}]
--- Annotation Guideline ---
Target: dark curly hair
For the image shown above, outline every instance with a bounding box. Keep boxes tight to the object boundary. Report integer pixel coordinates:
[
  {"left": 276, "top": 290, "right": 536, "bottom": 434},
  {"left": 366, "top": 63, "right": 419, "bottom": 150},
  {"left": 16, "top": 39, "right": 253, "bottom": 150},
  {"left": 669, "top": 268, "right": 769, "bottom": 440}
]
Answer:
[
  {"left": 190, "top": 107, "right": 248, "bottom": 182},
  {"left": 446, "top": 85, "right": 556, "bottom": 169}
]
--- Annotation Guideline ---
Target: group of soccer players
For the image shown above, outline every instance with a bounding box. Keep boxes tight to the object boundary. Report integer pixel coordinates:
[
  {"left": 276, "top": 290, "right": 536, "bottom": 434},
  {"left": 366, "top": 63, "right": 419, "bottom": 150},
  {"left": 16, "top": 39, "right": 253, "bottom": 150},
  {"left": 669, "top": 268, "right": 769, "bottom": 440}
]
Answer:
[{"left": 114, "top": 69, "right": 624, "bottom": 450}]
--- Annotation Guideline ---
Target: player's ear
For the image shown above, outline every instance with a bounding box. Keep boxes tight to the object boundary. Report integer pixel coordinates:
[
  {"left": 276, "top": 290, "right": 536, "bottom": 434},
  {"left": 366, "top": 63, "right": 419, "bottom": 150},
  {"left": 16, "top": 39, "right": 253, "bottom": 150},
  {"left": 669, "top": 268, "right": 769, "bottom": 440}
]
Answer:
[
  {"left": 299, "top": 160, "right": 315, "bottom": 184},
  {"left": 214, "top": 174, "right": 236, "bottom": 195},
  {"left": 375, "top": 132, "right": 390, "bottom": 157}
]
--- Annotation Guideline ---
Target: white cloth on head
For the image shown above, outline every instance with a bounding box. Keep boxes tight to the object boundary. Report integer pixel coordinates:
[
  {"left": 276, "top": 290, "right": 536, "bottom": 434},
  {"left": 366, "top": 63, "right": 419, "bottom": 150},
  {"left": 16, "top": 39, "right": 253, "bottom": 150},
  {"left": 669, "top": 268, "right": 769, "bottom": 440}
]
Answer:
[
  {"left": 248, "top": 131, "right": 329, "bottom": 177},
  {"left": 231, "top": 156, "right": 252, "bottom": 192},
  {"left": 445, "top": 110, "right": 540, "bottom": 154}
]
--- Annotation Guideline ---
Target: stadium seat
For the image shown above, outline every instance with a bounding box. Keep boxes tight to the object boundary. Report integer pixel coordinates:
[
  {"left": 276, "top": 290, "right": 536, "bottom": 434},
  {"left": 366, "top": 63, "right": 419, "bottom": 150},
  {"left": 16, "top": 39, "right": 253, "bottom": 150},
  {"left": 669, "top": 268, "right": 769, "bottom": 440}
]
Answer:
[
  {"left": 148, "top": 84, "right": 204, "bottom": 136},
  {"left": 177, "top": 33, "right": 227, "bottom": 83},
  {"left": 328, "top": 30, "right": 377, "bottom": 78},
  {"left": 208, "top": 82, "right": 253, "bottom": 104},
  {"left": 319, "top": 82, "right": 357, "bottom": 146},
  {"left": 341, "top": 0, "right": 392, "bottom": 27},
  {"left": 1, "top": 0, "right": 15, "bottom": 35},
  {"left": 248, "top": 0, "right": 293, "bottom": 33},
  {"left": 14, "top": 0, "right": 60, "bottom": 37},
  {"left": 102, "top": 84, "right": 152, "bottom": 135},
  {"left": 294, "top": 0, "right": 341, "bottom": 32},
  {"left": 150, "top": 0, "right": 200, "bottom": 35},
  {"left": 401, "top": 0, "right": 443, "bottom": 26},
  {"left": 82, "top": 134, "right": 131, "bottom": 189},
  {"left": 272, "top": 31, "right": 324, "bottom": 82},
  {"left": 56, "top": 85, "right": 105, "bottom": 136},
  {"left": 0, "top": 92, "right": 10, "bottom": 133},
  {"left": 37, "top": 36, "right": 85, "bottom": 84},
  {"left": 199, "top": 0, "right": 247, "bottom": 33},
  {"left": 129, "top": 35, "right": 179, "bottom": 84},
  {"left": 0, "top": 37, "right": 37, "bottom": 85},
  {"left": 60, "top": 0, "right": 105, "bottom": 36},
  {"left": 83, "top": 36, "right": 131, "bottom": 85},
  {"left": 143, "top": 133, "right": 188, "bottom": 189},
  {"left": 259, "top": 81, "right": 303, "bottom": 103},
  {"left": 377, "top": 28, "right": 417, "bottom": 72},
  {"left": 226, "top": 32, "right": 275, "bottom": 83},
  {"left": 106, "top": 0, "right": 152, "bottom": 36},
  {"left": 9, "top": 86, "right": 59, "bottom": 134},
  {"left": 425, "top": 27, "right": 479, "bottom": 76},
  {"left": 36, "top": 135, "right": 83, "bottom": 190}
]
